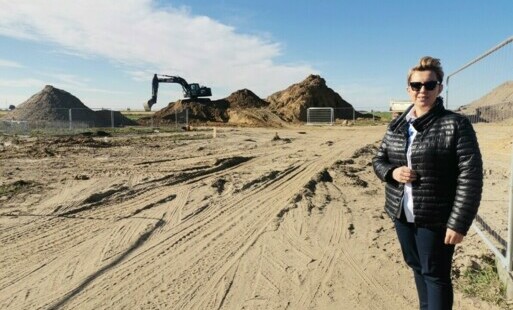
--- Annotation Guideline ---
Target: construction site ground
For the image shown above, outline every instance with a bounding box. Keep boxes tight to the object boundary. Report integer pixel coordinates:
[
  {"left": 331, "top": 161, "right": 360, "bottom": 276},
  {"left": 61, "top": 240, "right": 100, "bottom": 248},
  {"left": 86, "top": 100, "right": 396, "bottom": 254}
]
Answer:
[{"left": 0, "top": 124, "right": 511, "bottom": 309}]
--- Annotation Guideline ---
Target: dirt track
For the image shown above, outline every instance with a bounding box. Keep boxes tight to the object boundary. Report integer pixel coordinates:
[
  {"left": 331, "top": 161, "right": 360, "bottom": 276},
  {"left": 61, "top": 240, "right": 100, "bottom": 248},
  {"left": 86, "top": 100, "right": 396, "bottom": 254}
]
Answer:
[{"left": 0, "top": 125, "right": 509, "bottom": 309}]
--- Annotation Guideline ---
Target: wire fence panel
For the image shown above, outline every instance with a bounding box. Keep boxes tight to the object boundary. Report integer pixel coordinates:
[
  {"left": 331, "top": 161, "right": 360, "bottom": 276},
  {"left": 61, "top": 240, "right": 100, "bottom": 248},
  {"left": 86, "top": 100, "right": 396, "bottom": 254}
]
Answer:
[
  {"left": 446, "top": 36, "right": 513, "bottom": 269},
  {"left": 0, "top": 108, "right": 190, "bottom": 134},
  {"left": 142, "top": 109, "right": 189, "bottom": 129},
  {"left": 447, "top": 36, "right": 513, "bottom": 124},
  {"left": 307, "top": 107, "right": 334, "bottom": 125}
]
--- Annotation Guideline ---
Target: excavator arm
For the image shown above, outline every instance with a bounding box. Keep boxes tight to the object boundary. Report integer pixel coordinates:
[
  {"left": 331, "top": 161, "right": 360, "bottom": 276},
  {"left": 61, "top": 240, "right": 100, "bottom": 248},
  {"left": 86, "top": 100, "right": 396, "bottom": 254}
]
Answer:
[
  {"left": 145, "top": 74, "right": 192, "bottom": 111},
  {"left": 144, "top": 74, "right": 212, "bottom": 111}
]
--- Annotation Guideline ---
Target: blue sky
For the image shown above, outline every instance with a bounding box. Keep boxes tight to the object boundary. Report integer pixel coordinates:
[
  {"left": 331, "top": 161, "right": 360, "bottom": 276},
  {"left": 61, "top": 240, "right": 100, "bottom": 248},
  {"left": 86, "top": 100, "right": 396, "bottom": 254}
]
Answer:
[{"left": 0, "top": 0, "right": 512, "bottom": 111}]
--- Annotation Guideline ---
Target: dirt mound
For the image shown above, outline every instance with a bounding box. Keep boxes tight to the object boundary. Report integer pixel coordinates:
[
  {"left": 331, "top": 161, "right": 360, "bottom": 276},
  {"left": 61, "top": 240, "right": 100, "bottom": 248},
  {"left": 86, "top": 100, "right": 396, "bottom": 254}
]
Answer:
[
  {"left": 150, "top": 89, "right": 281, "bottom": 127},
  {"left": 225, "top": 89, "right": 268, "bottom": 109},
  {"left": 3, "top": 85, "right": 136, "bottom": 127},
  {"left": 266, "top": 75, "right": 360, "bottom": 122},
  {"left": 153, "top": 99, "right": 229, "bottom": 124},
  {"left": 227, "top": 108, "right": 285, "bottom": 127},
  {"left": 457, "top": 81, "right": 513, "bottom": 122},
  {"left": 5, "top": 85, "right": 97, "bottom": 123},
  {"left": 224, "top": 89, "right": 283, "bottom": 127}
]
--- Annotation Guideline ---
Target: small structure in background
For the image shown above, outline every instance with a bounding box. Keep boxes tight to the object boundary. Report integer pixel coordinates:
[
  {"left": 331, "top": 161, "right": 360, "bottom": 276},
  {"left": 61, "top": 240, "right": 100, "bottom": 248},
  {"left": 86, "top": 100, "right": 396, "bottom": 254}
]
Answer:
[{"left": 389, "top": 99, "right": 412, "bottom": 119}]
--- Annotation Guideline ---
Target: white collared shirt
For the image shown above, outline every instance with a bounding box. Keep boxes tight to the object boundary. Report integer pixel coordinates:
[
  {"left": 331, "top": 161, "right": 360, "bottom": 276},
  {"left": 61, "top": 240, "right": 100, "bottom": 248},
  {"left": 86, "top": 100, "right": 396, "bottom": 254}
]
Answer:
[{"left": 403, "top": 109, "right": 417, "bottom": 223}]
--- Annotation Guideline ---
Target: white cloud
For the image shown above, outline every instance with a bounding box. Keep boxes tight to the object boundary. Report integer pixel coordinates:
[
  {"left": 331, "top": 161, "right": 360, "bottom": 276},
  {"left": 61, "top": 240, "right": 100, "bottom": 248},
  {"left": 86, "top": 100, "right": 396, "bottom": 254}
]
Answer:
[
  {"left": 0, "top": 59, "right": 23, "bottom": 68},
  {"left": 0, "top": 0, "right": 316, "bottom": 97},
  {"left": 0, "top": 78, "right": 44, "bottom": 88}
]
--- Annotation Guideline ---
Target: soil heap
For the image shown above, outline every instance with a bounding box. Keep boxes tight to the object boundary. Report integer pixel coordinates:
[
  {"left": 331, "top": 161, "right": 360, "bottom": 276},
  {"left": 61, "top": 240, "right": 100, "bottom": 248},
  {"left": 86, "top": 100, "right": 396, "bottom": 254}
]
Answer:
[
  {"left": 457, "top": 81, "right": 513, "bottom": 123},
  {"left": 151, "top": 89, "right": 285, "bottom": 127},
  {"left": 224, "top": 89, "right": 268, "bottom": 109},
  {"left": 3, "top": 85, "right": 136, "bottom": 127},
  {"left": 153, "top": 99, "right": 230, "bottom": 124},
  {"left": 224, "top": 89, "right": 284, "bottom": 127},
  {"left": 266, "top": 75, "right": 360, "bottom": 122}
]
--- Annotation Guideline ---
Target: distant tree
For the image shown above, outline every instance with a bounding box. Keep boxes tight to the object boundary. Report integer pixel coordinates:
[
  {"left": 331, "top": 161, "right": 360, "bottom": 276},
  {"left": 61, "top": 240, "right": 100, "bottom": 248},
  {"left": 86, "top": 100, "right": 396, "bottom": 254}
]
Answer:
[{"left": 8, "top": 104, "right": 15, "bottom": 110}]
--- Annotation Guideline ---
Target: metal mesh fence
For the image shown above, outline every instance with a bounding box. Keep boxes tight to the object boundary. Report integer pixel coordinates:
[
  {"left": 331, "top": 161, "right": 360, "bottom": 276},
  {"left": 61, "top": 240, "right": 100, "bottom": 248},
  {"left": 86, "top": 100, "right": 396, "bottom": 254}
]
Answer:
[
  {"left": 307, "top": 107, "right": 334, "bottom": 125},
  {"left": 447, "top": 36, "right": 513, "bottom": 125},
  {"left": 446, "top": 36, "right": 513, "bottom": 269},
  {"left": 0, "top": 108, "right": 190, "bottom": 135},
  {"left": 141, "top": 109, "right": 189, "bottom": 129}
]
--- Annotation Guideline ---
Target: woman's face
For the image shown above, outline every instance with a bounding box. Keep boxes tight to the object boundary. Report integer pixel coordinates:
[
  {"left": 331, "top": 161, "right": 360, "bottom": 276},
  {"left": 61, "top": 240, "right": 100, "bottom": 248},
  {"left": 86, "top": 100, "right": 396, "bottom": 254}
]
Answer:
[{"left": 407, "top": 70, "right": 443, "bottom": 115}]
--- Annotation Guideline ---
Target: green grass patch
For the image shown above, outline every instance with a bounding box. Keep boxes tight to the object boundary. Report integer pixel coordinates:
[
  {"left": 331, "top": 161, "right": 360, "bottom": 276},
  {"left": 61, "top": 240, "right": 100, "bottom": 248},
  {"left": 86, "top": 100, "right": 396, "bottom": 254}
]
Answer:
[
  {"left": 120, "top": 111, "right": 155, "bottom": 121},
  {"left": 371, "top": 111, "right": 393, "bottom": 122},
  {"left": 455, "top": 254, "right": 506, "bottom": 307}
]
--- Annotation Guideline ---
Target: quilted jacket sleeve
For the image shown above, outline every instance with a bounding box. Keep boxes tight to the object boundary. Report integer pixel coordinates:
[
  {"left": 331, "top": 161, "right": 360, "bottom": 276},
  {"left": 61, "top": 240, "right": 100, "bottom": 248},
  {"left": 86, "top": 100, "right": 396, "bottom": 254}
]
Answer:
[
  {"left": 372, "top": 131, "right": 397, "bottom": 183},
  {"left": 446, "top": 117, "right": 483, "bottom": 235}
]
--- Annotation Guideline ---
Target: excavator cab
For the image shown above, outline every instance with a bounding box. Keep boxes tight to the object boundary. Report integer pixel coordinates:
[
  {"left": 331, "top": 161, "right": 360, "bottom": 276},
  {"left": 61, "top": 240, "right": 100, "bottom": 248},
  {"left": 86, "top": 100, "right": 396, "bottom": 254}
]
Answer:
[
  {"left": 186, "top": 83, "right": 212, "bottom": 98},
  {"left": 189, "top": 83, "right": 200, "bottom": 92}
]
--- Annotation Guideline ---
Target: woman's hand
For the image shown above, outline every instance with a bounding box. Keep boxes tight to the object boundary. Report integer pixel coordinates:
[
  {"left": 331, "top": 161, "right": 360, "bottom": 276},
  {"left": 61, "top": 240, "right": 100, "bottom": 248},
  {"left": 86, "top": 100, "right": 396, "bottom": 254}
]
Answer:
[
  {"left": 392, "top": 166, "right": 417, "bottom": 183},
  {"left": 445, "top": 228, "right": 464, "bottom": 245}
]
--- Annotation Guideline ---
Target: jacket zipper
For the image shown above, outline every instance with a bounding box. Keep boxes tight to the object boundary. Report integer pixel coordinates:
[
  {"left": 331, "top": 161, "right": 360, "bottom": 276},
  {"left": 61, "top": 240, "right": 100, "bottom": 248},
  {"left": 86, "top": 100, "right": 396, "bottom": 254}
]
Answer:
[{"left": 396, "top": 123, "right": 409, "bottom": 219}]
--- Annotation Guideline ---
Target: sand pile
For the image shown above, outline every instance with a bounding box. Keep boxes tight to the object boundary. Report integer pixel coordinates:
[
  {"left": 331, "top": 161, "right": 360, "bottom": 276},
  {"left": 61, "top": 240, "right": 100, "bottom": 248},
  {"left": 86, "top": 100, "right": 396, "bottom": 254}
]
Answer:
[
  {"left": 3, "top": 85, "right": 135, "bottom": 127},
  {"left": 224, "top": 89, "right": 268, "bottom": 109},
  {"left": 224, "top": 89, "right": 285, "bottom": 127},
  {"left": 151, "top": 89, "right": 285, "bottom": 127},
  {"left": 152, "top": 99, "right": 230, "bottom": 124},
  {"left": 457, "top": 81, "right": 513, "bottom": 122},
  {"left": 266, "top": 75, "right": 360, "bottom": 122}
]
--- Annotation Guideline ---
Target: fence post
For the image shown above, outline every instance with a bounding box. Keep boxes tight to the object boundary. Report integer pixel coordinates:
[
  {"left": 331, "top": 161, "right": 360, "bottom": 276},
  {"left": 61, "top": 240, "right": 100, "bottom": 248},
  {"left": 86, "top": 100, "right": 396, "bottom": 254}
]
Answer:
[
  {"left": 175, "top": 110, "right": 178, "bottom": 129},
  {"left": 353, "top": 108, "right": 355, "bottom": 122},
  {"left": 372, "top": 109, "right": 374, "bottom": 122},
  {"left": 111, "top": 110, "right": 114, "bottom": 128},
  {"left": 69, "top": 109, "right": 72, "bottom": 130},
  {"left": 507, "top": 145, "right": 513, "bottom": 271}
]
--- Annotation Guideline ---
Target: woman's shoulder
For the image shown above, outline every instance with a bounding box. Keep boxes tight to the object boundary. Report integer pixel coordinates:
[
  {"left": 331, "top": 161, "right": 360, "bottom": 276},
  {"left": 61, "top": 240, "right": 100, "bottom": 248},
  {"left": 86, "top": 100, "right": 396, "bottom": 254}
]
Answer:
[
  {"left": 440, "top": 109, "right": 470, "bottom": 123},
  {"left": 438, "top": 110, "right": 475, "bottom": 133}
]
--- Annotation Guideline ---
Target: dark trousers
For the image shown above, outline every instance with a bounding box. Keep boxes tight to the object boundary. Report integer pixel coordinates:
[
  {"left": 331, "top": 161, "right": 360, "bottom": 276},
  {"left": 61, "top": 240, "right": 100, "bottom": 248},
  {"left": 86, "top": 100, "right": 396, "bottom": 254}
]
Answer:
[{"left": 394, "top": 217, "right": 455, "bottom": 310}]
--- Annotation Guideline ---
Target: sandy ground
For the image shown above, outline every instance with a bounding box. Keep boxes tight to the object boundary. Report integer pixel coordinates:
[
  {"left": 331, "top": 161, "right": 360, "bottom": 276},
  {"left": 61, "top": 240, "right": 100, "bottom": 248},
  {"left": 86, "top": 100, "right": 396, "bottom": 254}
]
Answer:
[{"left": 0, "top": 124, "right": 511, "bottom": 310}]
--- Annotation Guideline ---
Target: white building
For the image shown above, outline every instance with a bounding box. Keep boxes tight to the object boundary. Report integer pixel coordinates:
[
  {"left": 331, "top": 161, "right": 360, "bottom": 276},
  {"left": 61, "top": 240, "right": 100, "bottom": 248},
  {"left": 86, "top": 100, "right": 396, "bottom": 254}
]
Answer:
[{"left": 389, "top": 99, "right": 412, "bottom": 119}]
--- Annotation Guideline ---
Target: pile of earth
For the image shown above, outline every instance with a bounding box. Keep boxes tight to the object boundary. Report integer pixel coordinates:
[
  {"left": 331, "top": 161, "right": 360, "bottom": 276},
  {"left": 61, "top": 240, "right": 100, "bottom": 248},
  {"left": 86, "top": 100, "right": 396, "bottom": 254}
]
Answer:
[
  {"left": 149, "top": 75, "right": 363, "bottom": 126},
  {"left": 457, "top": 81, "right": 513, "bottom": 123},
  {"left": 266, "top": 74, "right": 364, "bottom": 122},
  {"left": 152, "top": 99, "right": 230, "bottom": 124},
  {"left": 3, "top": 85, "right": 136, "bottom": 127},
  {"left": 224, "top": 89, "right": 286, "bottom": 127},
  {"left": 145, "top": 89, "right": 285, "bottom": 127}
]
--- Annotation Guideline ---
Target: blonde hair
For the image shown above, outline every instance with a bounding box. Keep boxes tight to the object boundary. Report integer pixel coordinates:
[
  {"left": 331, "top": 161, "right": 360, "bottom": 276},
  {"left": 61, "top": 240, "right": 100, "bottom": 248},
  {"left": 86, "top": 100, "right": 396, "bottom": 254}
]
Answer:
[{"left": 407, "top": 56, "right": 444, "bottom": 84}]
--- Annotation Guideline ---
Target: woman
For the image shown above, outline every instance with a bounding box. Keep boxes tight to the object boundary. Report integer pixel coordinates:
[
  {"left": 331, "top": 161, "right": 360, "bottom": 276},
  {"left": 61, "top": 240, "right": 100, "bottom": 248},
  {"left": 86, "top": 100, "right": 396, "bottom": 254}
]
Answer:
[{"left": 372, "top": 56, "right": 483, "bottom": 310}]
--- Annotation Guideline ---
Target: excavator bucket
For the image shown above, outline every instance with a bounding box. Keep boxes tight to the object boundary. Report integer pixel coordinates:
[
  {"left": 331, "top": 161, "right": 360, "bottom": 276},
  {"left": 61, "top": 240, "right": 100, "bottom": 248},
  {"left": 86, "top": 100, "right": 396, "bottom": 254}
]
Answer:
[
  {"left": 143, "top": 101, "right": 151, "bottom": 112},
  {"left": 144, "top": 98, "right": 156, "bottom": 112}
]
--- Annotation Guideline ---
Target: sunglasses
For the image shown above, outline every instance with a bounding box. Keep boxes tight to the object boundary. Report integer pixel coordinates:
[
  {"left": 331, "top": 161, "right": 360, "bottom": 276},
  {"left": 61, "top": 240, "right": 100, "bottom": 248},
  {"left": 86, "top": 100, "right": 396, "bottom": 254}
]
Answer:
[{"left": 409, "top": 81, "right": 440, "bottom": 91}]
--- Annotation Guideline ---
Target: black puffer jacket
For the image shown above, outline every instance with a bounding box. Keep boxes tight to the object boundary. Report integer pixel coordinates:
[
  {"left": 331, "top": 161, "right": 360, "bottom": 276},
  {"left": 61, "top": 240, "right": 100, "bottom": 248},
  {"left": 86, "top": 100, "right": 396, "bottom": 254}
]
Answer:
[{"left": 373, "top": 98, "right": 483, "bottom": 235}]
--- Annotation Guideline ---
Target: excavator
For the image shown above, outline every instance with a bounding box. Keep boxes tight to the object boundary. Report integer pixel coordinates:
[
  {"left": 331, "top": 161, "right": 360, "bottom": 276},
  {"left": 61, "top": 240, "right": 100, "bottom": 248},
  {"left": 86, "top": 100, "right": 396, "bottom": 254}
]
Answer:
[{"left": 144, "top": 74, "right": 212, "bottom": 111}]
